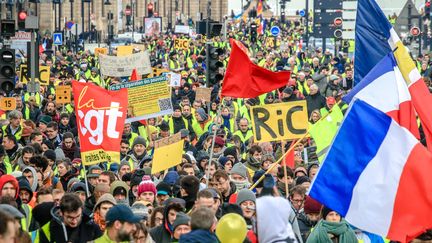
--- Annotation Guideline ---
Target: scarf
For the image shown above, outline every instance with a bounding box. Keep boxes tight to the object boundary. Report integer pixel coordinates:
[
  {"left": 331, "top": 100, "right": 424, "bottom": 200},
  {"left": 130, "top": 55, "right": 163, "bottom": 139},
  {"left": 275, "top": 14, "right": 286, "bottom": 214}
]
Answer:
[
  {"left": 222, "top": 114, "right": 231, "bottom": 131},
  {"left": 306, "top": 219, "right": 358, "bottom": 243},
  {"left": 93, "top": 211, "right": 106, "bottom": 231}
]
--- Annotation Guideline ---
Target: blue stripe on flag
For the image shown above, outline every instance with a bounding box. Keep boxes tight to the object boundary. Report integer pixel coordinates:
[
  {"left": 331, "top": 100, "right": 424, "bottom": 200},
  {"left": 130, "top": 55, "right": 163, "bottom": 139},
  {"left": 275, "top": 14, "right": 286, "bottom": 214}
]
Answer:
[
  {"left": 343, "top": 53, "right": 396, "bottom": 104},
  {"left": 309, "top": 99, "right": 392, "bottom": 216},
  {"left": 354, "top": 0, "right": 393, "bottom": 86}
]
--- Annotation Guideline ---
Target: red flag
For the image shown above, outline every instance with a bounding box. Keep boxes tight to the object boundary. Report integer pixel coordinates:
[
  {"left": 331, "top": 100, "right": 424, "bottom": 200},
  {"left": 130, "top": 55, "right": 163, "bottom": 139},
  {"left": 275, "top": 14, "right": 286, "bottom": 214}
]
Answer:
[
  {"left": 72, "top": 81, "right": 128, "bottom": 165},
  {"left": 130, "top": 68, "right": 139, "bottom": 81},
  {"left": 221, "top": 39, "right": 291, "bottom": 98},
  {"left": 282, "top": 141, "right": 295, "bottom": 168}
]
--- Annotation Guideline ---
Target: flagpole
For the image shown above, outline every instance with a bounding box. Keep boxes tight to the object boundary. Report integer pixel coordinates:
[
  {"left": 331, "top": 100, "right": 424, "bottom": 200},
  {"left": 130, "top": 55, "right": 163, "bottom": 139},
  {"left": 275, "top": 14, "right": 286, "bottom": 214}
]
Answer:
[
  {"left": 281, "top": 140, "right": 290, "bottom": 199},
  {"left": 250, "top": 101, "right": 343, "bottom": 190},
  {"left": 206, "top": 103, "right": 223, "bottom": 187},
  {"left": 82, "top": 162, "right": 91, "bottom": 198}
]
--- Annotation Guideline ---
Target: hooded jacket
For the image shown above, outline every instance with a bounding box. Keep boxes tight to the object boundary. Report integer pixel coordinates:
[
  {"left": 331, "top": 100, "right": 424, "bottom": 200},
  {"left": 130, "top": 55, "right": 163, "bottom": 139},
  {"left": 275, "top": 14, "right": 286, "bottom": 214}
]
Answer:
[
  {"left": 110, "top": 180, "right": 130, "bottom": 205},
  {"left": 0, "top": 174, "right": 19, "bottom": 199},
  {"left": 256, "top": 196, "right": 297, "bottom": 243},
  {"left": 23, "top": 166, "right": 38, "bottom": 192},
  {"left": 36, "top": 206, "right": 102, "bottom": 243},
  {"left": 149, "top": 202, "right": 185, "bottom": 243}
]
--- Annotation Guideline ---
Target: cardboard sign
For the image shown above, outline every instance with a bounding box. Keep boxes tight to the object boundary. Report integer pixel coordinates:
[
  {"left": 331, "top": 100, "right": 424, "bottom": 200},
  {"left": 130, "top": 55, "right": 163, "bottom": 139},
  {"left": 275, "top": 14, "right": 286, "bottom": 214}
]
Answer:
[
  {"left": 174, "top": 39, "right": 189, "bottom": 50},
  {"left": 251, "top": 101, "right": 308, "bottom": 143},
  {"left": 55, "top": 85, "right": 71, "bottom": 104},
  {"left": 117, "top": 46, "right": 134, "bottom": 56},
  {"left": 195, "top": 87, "right": 212, "bottom": 102},
  {"left": 19, "top": 65, "right": 50, "bottom": 85},
  {"left": 154, "top": 132, "right": 181, "bottom": 148},
  {"left": 94, "top": 48, "right": 108, "bottom": 56},
  {"left": 99, "top": 52, "right": 152, "bottom": 77},
  {"left": 0, "top": 98, "right": 16, "bottom": 111}
]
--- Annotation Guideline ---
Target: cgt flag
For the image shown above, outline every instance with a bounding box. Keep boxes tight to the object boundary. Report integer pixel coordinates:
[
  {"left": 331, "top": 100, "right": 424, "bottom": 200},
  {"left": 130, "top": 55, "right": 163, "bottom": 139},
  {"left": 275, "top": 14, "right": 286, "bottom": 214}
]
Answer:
[{"left": 73, "top": 81, "right": 128, "bottom": 165}]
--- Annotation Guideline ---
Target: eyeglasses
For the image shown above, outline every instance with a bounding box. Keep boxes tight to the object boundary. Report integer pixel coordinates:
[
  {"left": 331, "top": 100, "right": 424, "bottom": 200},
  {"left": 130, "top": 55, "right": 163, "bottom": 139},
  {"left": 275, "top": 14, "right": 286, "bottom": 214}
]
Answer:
[{"left": 291, "top": 199, "right": 305, "bottom": 204}]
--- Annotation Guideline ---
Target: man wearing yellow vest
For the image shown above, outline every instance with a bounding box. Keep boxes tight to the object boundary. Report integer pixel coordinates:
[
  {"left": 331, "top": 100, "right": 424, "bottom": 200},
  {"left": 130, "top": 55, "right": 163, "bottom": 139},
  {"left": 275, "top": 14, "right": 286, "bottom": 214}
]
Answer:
[
  {"left": 191, "top": 108, "right": 212, "bottom": 138},
  {"left": 2, "top": 110, "right": 23, "bottom": 141},
  {"left": 34, "top": 193, "right": 102, "bottom": 243}
]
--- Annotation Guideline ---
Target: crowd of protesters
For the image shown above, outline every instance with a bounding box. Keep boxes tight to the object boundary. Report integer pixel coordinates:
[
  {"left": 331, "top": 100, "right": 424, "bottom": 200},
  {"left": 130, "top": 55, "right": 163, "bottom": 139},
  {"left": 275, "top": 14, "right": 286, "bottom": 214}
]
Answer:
[{"left": 0, "top": 13, "right": 432, "bottom": 243}]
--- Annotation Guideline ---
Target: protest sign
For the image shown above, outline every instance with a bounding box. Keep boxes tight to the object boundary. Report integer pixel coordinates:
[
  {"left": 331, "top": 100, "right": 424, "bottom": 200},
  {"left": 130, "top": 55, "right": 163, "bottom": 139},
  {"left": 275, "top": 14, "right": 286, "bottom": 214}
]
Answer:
[
  {"left": 175, "top": 25, "right": 190, "bottom": 34},
  {"left": 169, "top": 72, "right": 181, "bottom": 87},
  {"left": 251, "top": 101, "right": 308, "bottom": 143},
  {"left": 73, "top": 82, "right": 128, "bottom": 165},
  {"left": 19, "top": 65, "right": 50, "bottom": 85},
  {"left": 195, "top": 87, "right": 212, "bottom": 102},
  {"left": 55, "top": 85, "right": 71, "bottom": 104},
  {"left": 151, "top": 140, "right": 184, "bottom": 174},
  {"left": 117, "top": 46, "right": 134, "bottom": 56},
  {"left": 99, "top": 52, "right": 152, "bottom": 77},
  {"left": 94, "top": 48, "right": 108, "bottom": 56},
  {"left": 154, "top": 132, "right": 181, "bottom": 148},
  {"left": 174, "top": 39, "right": 189, "bottom": 50},
  {"left": 110, "top": 76, "right": 173, "bottom": 122},
  {"left": 0, "top": 98, "right": 16, "bottom": 111}
]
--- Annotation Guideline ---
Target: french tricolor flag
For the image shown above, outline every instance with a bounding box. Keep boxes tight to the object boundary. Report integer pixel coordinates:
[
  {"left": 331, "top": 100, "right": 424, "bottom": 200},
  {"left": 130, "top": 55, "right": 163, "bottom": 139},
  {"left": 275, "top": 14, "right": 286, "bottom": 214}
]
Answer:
[
  {"left": 309, "top": 99, "right": 432, "bottom": 242},
  {"left": 343, "top": 53, "right": 419, "bottom": 138},
  {"left": 355, "top": 0, "right": 432, "bottom": 151}
]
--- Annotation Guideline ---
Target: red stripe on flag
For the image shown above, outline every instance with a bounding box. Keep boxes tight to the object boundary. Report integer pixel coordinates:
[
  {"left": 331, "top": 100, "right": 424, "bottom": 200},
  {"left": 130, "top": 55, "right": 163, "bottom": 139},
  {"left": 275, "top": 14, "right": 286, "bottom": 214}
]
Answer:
[
  {"left": 386, "top": 100, "right": 419, "bottom": 139},
  {"left": 409, "top": 79, "right": 432, "bottom": 151},
  {"left": 388, "top": 143, "right": 432, "bottom": 242}
]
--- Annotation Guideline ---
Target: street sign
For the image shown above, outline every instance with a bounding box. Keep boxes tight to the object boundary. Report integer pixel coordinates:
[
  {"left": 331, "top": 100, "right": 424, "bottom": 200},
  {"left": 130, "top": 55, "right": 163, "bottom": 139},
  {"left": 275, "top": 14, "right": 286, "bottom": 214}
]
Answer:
[
  {"left": 66, "top": 21, "right": 74, "bottom": 30},
  {"left": 410, "top": 26, "right": 421, "bottom": 36},
  {"left": 53, "top": 32, "right": 63, "bottom": 45},
  {"left": 299, "top": 9, "right": 306, "bottom": 17},
  {"left": 270, "top": 26, "right": 280, "bottom": 37},
  {"left": 334, "top": 17, "right": 343, "bottom": 27}
]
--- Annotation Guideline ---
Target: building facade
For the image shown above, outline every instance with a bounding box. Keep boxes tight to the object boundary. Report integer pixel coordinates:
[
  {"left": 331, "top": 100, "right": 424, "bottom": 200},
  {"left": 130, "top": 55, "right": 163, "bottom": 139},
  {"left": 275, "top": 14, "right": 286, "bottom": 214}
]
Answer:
[{"left": 0, "top": 0, "right": 228, "bottom": 38}]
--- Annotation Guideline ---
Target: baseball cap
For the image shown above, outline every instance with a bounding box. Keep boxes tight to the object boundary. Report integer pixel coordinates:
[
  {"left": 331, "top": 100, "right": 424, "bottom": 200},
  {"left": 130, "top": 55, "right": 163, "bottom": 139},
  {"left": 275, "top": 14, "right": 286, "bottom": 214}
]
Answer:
[{"left": 105, "top": 204, "right": 141, "bottom": 224}]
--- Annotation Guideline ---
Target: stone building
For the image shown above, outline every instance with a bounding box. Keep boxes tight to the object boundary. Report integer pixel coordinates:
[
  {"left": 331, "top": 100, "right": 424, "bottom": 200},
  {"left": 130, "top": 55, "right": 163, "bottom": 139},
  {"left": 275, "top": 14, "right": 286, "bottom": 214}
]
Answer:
[{"left": 0, "top": 0, "right": 228, "bottom": 38}]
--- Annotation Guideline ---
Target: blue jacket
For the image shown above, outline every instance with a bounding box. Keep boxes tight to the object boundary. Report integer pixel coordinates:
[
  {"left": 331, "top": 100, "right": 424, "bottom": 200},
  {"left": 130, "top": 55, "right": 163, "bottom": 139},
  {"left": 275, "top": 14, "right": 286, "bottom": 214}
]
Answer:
[{"left": 179, "top": 229, "right": 218, "bottom": 243}]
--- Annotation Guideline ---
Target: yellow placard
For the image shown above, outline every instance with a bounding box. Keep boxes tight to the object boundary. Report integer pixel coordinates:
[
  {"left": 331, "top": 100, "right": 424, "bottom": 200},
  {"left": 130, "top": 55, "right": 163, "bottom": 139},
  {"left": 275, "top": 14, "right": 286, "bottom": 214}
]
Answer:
[
  {"left": 174, "top": 39, "right": 189, "bottom": 50},
  {"left": 151, "top": 139, "right": 184, "bottom": 174},
  {"left": 117, "top": 46, "right": 134, "bottom": 56},
  {"left": 149, "top": 68, "right": 170, "bottom": 78},
  {"left": 110, "top": 76, "right": 173, "bottom": 122},
  {"left": 251, "top": 101, "right": 309, "bottom": 143},
  {"left": 55, "top": 85, "right": 71, "bottom": 104},
  {"left": 19, "top": 65, "right": 50, "bottom": 85},
  {"left": 0, "top": 98, "right": 16, "bottom": 111},
  {"left": 94, "top": 48, "right": 108, "bottom": 56}
]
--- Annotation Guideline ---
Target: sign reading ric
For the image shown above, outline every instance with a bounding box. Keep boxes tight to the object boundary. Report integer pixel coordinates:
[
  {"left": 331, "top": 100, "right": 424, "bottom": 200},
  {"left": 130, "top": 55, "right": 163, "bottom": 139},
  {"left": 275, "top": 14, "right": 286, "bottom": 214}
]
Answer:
[
  {"left": 251, "top": 101, "right": 308, "bottom": 143},
  {"left": 19, "top": 65, "right": 50, "bottom": 85},
  {"left": 174, "top": 39, "right": 189, "bottom": 50}
]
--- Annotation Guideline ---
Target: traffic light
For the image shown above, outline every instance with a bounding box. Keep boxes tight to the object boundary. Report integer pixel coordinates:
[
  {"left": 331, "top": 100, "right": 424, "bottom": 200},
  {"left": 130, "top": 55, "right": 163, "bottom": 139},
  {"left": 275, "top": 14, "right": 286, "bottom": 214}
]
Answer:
[
  {"left": 147, "top": 3, "right": 154, "bottom": 17},
  {"left": 18, "top": 10, "right": 27, "bottom": 30},
  {"left": 0, "top": 49, "right": 16, "bottom": 94},
  {"left": 207, "top": 46, "right": 224, "bottom": 86},
  {"left": 250, "top": 23, "right": 257, "bottom": 43},
  {"left": 426, "top": 0, "right": 431, "bottom": 20}
]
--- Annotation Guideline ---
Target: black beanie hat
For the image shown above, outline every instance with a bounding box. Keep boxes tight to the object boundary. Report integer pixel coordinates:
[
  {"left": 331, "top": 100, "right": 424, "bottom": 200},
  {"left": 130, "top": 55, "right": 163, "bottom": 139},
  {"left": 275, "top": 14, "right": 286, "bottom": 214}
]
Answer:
[{"left": 321, "top": 206, "right": 335, "bottom": 220}]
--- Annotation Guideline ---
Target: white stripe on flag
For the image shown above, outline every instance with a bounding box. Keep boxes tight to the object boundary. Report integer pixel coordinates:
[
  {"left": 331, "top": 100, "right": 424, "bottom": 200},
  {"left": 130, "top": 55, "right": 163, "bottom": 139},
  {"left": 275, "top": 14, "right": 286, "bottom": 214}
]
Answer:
[{"left": 345, "top": 120, "right": 418, "bottom": 237}]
